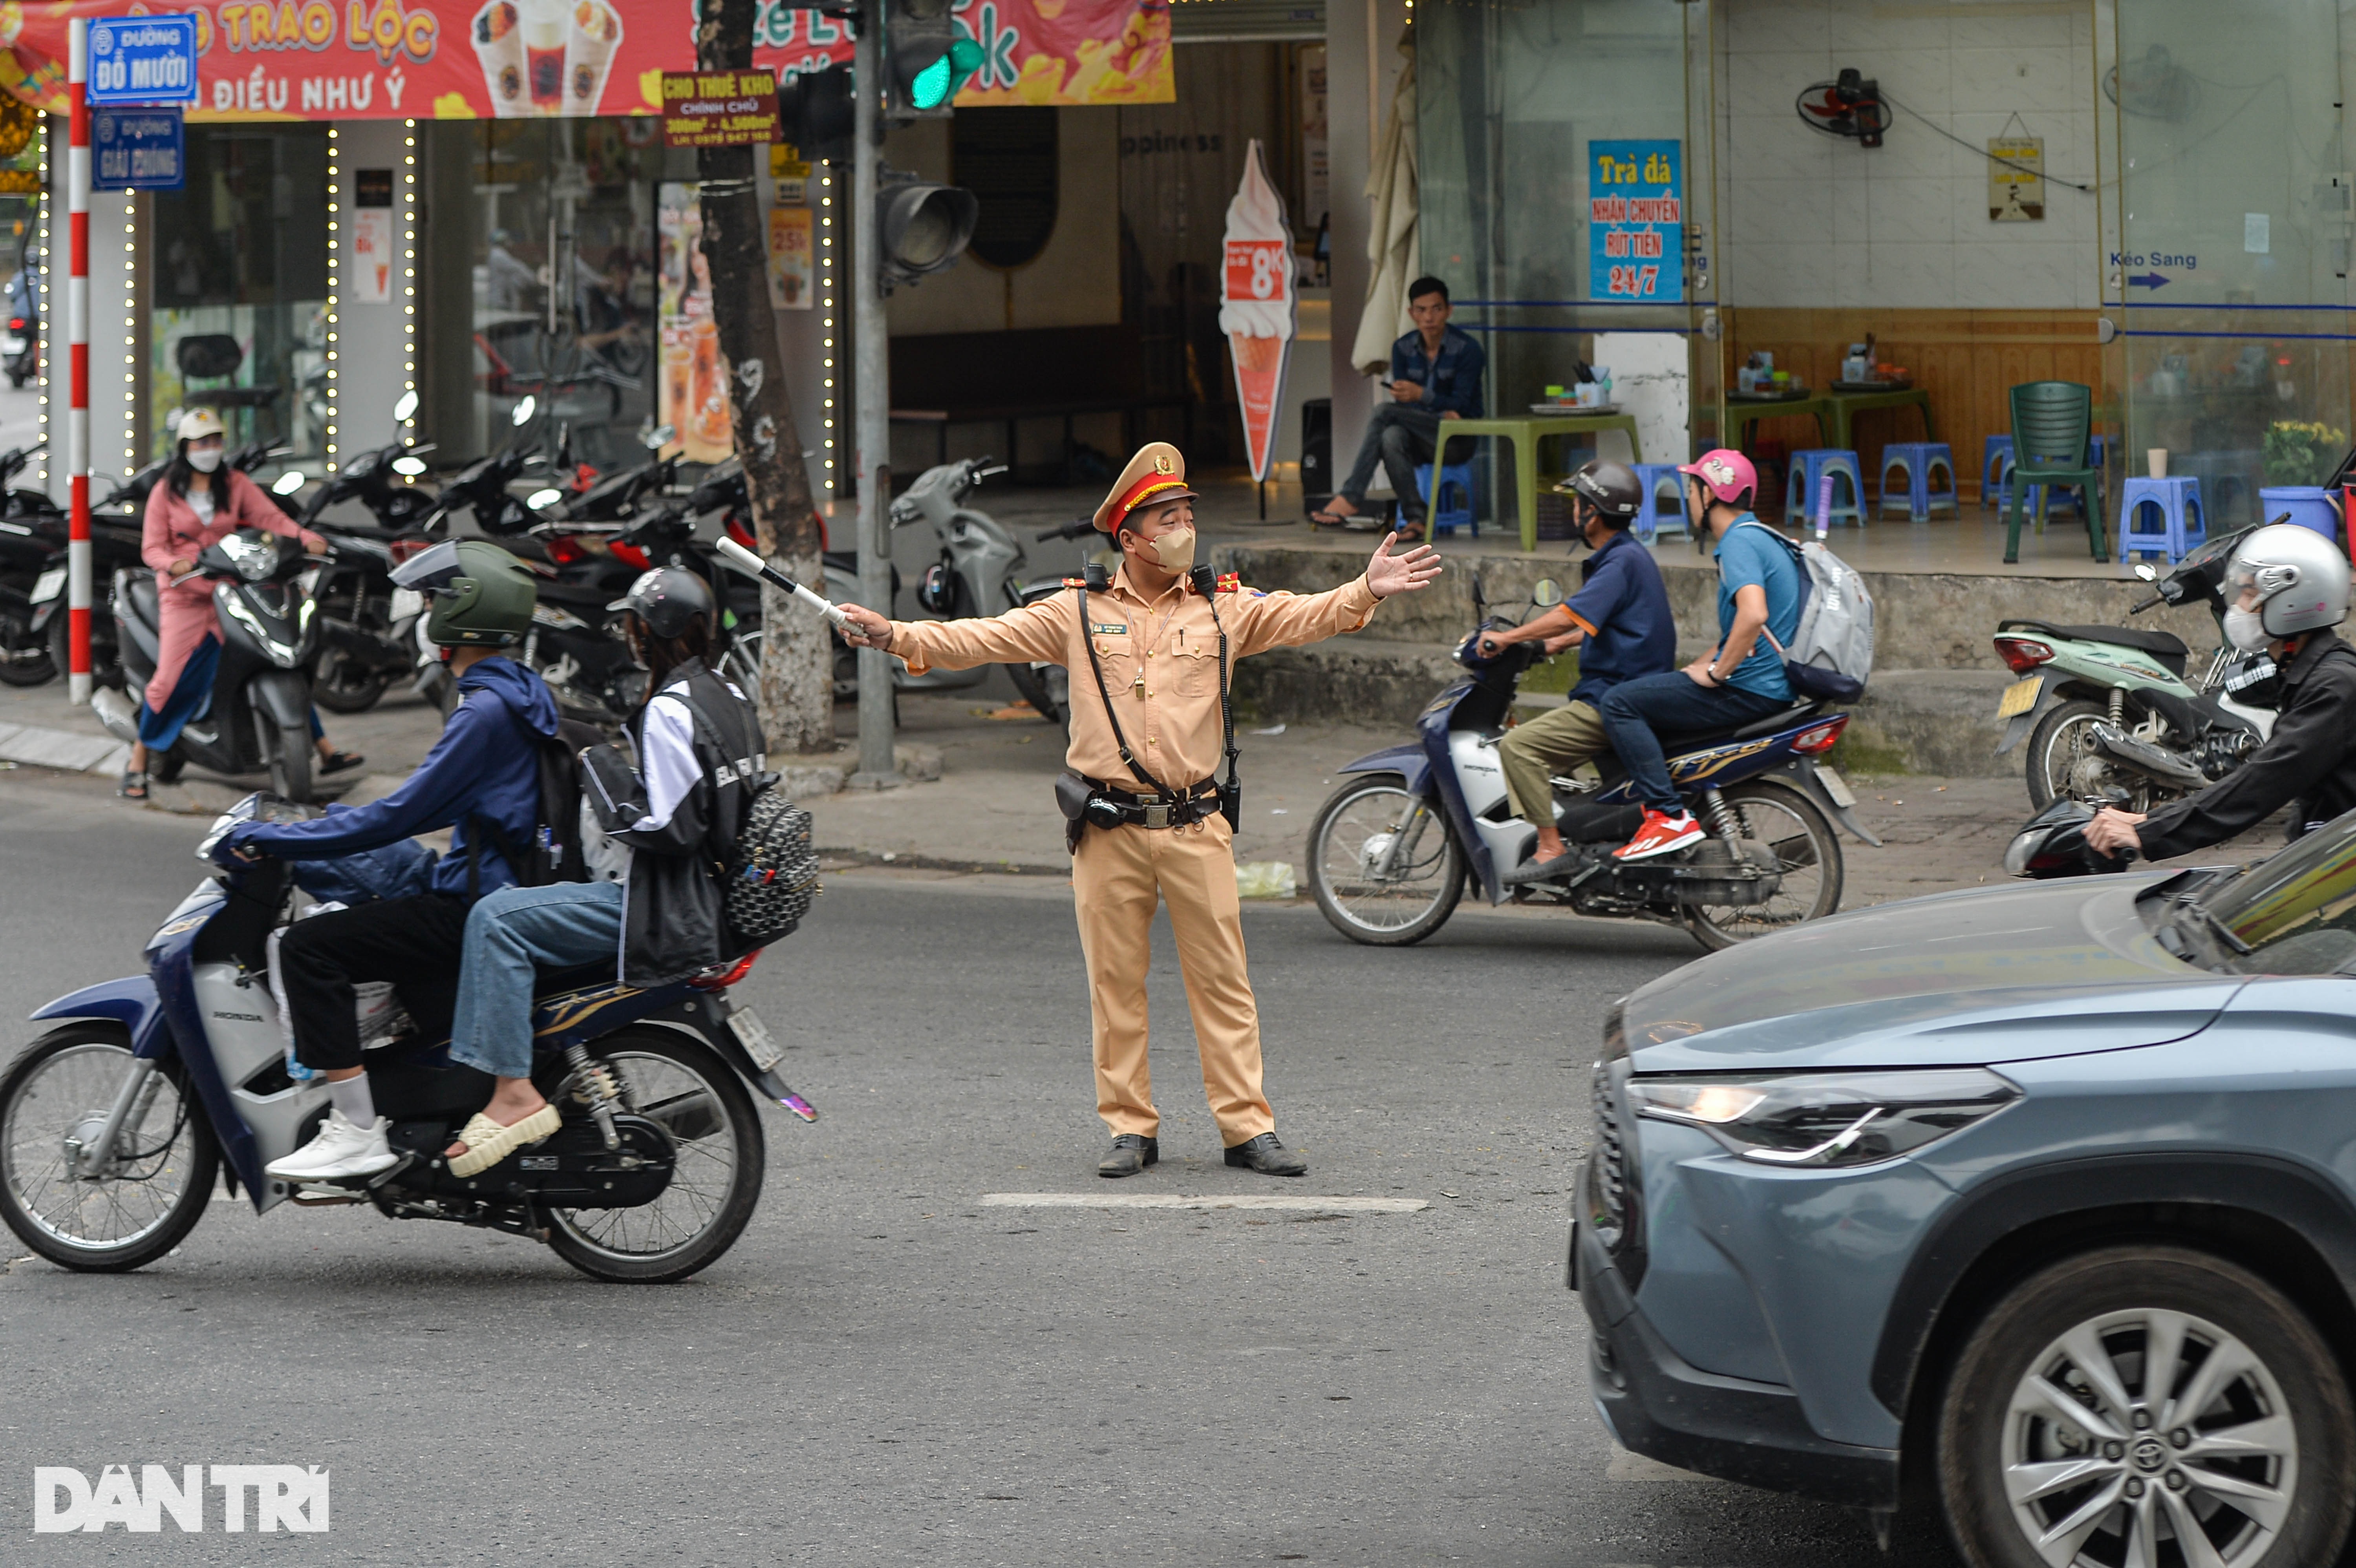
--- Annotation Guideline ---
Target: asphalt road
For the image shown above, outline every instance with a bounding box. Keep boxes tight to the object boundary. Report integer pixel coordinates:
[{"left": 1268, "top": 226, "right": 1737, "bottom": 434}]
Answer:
[{"left": 0, "top": 769, "right": 1946, "bottom": 1566}]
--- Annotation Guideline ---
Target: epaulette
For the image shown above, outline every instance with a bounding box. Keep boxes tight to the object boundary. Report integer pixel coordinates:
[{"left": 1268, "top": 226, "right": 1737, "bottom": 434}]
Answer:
[
  {"left": 1215, "top": 571, "right": 1244, "bottom": 594},
  {"left": 1063, "top": 576, "right": 1087, "bottom": 588}
]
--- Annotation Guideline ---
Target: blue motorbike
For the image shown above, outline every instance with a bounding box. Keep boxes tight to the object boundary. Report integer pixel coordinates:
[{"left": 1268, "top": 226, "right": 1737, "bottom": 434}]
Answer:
[
  {"left": 0, "top": 796, "right": 817, "bottom": 1282},
  {"left": 1304, "top": 589, "right": 1880, "bottom": 950}
]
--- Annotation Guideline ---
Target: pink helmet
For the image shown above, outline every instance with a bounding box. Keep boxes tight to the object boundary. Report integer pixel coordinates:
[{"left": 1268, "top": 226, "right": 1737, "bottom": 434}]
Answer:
[{"left": 1677, "top": 448, "right": 1758, "bottom": 507}]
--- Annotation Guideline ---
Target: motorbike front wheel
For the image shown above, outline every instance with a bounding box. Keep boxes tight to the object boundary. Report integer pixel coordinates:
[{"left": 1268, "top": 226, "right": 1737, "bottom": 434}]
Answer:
[
  {"left": 0, "top": 602, "right": 55, "bottom": 686},
  {"left": 0, "top": 1027, "right": 220, "bottom": 1272},
  {"left": 1006, "top": 660, "right": 1068, "bottom": 728},
  {"left": 542, "top": 1029, "right": 765, "bottom": 1283},
  {"left": 1681, "top": 779, "right": 1843, "bottom": 951},
  {"left": 255, "top": 708, "right": 313, "bottom": 804},
  {"left": 1307, "top": 774, "right": 1465, "bottom": 946}
]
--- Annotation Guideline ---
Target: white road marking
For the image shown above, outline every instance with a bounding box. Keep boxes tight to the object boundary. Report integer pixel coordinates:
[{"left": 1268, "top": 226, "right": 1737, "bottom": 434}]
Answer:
[{"left": 979, "top": 1192, "right": 1430, "bottom": 1213}]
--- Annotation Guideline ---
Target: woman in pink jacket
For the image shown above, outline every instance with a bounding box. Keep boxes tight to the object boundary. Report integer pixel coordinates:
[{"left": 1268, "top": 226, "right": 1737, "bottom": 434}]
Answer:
[{"left": 122, "top": 409, "right": 363, "bottom": 799}]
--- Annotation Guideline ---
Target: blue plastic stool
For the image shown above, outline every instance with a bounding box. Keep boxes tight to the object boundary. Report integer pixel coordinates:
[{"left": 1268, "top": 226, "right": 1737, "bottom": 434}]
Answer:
[
  {"left": 1877, "top": 441, "right": 1959, "bottom": 521},
  {"left": 1415, "top": 461, "right": 1477, "bottom": 537},
  {"left": 1783, "top": 449, "right": 1865, "bottom": 529},
  {"left": 2117, "top": 476, "right": 2206, "bottom": 562},
  {"left": 1628, "top": 462, "right": 1688, "bottom": 543},
  {"left": 1981, "top": 436, "right": 2013, "bottom": 511}
]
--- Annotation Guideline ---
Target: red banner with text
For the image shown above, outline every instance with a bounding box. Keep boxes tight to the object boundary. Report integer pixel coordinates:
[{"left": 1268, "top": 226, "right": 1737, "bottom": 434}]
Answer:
[{"left": 0, "top": 0, "right": 1170, "bottom": 120}]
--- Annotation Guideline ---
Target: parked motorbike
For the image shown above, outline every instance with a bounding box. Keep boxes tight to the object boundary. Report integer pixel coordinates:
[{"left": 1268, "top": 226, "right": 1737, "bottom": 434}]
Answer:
[
  {"left": 90, "top": 528, "right": 326, "bottom": 801},
  {"left": 888, "top": 455, "right": 1077, "bottom": 720},
  {"left": 0, "top": 440, "right": 63, "bottom": 685},
  {"left": 1994, "top": 523, "right": 2281, "bottom": 812},
  {"left": 38, "top": 457, "right": 175, "bottom": 692},
  {"left": 0, "top": 793, "right": 813, "bottom": 1283},
  {"left": 5, "top": 265, "right": 38, "bottom": 388},
  {"left": 1304, "top": 580, "right": 1879, "bottom": 951}
]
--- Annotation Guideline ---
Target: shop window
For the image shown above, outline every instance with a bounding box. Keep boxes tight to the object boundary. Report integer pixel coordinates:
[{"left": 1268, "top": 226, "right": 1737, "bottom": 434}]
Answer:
[{"left": 149, "top": 126, "right": 330, "bottom": 463}]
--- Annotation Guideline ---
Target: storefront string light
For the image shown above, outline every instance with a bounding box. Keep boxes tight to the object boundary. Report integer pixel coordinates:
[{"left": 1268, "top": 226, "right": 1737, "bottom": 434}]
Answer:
[
  {"left": 402, "top": 121, "right": 415, "bottom": 429},
  {"left": 121, "top": 190, "right": 134, "bottom": 475},
  {"left": 35, "top": 135, "right": 46, "bottom": 490},
  {"left": 324, "top": 124, "right": 338, "bottom": 466},
  {"left": 820, "top": 172, "right": 832, "bottom": 479}
]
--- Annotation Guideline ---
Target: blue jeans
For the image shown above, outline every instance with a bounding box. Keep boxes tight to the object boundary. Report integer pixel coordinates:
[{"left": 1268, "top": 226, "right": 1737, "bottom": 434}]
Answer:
[
  {"left": 450, "top": 880, "right": 625, "bottom": 1079},
  {"left": 1599, "top": 672, "right": 1786, "bottom": 815}
]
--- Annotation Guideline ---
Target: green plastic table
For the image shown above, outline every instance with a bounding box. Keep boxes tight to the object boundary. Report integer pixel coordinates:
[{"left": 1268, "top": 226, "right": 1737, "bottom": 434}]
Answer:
[
  {"left": 1419, "top": 413, "right": 1645, "bottom": 551},
  {"left": 1730, "top": 394, "right": 1833, "bottom": 450},
  {"left": 1824, "top": 386, "right": 1935, "bottom": 448}
]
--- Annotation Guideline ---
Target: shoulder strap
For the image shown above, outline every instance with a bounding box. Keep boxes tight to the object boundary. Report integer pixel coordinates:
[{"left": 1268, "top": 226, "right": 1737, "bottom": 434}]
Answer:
[
  {"left": 1189, "top": 565, "right": 1240, "bottom": 800},
  {"left": 1074, "top": 584, "right": 1173, "bottom": 797}
]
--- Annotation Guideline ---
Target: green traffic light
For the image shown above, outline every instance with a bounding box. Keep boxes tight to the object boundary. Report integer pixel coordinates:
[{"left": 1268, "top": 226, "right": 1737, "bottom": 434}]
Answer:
[{"left": 907, "top": 36, "right": 986, "bottom": 110}]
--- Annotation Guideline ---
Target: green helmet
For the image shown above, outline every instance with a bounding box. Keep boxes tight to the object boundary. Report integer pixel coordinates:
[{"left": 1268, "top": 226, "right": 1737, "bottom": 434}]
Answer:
[{"left": 392, "top": 540, "right": 538, "bottom": 648}]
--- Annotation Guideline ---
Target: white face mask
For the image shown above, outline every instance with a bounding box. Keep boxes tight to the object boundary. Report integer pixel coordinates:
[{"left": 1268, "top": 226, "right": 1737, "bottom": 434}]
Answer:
[
  {"left": 186, "top": 446, "right": 223, "bottom": 474},
  {"left": 1149, "top": 526, "right": 1196, "bottom": 573},
  {"left": 2224, "top": 605, "right": 2271, "bottom": 653}
]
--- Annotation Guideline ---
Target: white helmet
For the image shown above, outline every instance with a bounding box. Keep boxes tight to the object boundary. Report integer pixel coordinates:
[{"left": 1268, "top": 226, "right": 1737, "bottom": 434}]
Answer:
[{"left": 2227, "top": 523, "right": 2351, "bottom": 638}]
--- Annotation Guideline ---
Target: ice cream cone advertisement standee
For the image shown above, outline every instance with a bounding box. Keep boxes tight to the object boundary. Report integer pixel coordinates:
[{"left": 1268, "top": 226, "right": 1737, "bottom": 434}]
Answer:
[{"left": 1218, "top": 139, "right": 1297, "bottom": 484}]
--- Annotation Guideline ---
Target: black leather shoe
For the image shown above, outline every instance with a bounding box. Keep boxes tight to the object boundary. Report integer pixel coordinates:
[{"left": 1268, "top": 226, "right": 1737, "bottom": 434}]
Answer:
[
  {"left": 1223, "top": 1133, "right": 1307, "bottom": 1177},
  {"left": 1098, "top": 1134, "right": 1158, "bottom": 1178}
]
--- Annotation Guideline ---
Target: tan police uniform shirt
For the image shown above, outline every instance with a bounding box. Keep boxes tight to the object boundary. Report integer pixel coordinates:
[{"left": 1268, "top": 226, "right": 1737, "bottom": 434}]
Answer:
[{"left": 887, "top": 565, "right": 1383, "bottom": 794}]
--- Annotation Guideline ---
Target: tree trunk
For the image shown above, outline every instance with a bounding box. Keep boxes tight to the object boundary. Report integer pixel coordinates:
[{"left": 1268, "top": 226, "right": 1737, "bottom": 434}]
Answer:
[{"left": 697, "top": 0, "right": 832, "bottom": 754}]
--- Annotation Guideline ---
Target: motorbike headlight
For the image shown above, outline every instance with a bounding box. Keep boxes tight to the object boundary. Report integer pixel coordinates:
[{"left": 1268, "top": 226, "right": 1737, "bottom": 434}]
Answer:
[{"left": 1628, "top": 1068, "right": 2019, "bottom": 1168}]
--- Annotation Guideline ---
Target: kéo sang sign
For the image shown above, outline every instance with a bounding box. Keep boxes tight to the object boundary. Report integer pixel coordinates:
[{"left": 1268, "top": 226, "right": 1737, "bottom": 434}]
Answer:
[
  {"left": 1588, "top": 138, "right": 1683, "bottom": 304},
  {"left": 86, "top": 16, "right": 203, "bottom": 106}
]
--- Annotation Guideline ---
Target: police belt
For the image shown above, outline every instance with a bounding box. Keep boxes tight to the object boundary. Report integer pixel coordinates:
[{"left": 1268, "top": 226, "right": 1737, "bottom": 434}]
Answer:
[{"left": 1079, "top": 775, "right": 1223, "bottom": 830}]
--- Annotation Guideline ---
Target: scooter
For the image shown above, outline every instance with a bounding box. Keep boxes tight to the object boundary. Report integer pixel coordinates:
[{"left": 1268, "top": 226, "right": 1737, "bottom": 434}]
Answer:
[
  {"left": 1303, "top": 579, "right": 1879, "bottom": 951},
  {"left": 1993, "top": 523, "right": 2281, "bottom": 811},
  {"left": 889, "top": 455, "right": 1085, "bottom": 721},
  {"left": 0, "top": 441, "right": 62, "bottom": 686},
  {"left": 0, "top": 793, "right": 814, "bottom": 1283},
  {"left": 90, "top": 528, "right": 327, "bottom": 802},
  {"left": 35, "top": 457, "right": 180, "bottom": 692}
]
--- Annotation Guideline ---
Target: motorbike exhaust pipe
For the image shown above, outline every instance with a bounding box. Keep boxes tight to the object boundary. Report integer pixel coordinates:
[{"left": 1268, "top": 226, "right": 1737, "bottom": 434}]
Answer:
[
  {"left": 2090, "top": 721, "right": 2207, "bottom": 788},
  {"left": 89, "top": 685, "right": 141, "bottom": 745},
  {"left": 712, "top": 536, "right": 855, "bottom": 633}
]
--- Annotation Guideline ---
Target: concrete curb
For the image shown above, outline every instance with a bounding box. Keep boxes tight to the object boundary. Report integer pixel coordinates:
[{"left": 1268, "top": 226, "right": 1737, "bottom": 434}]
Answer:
[{"left": 0, "top": 721, "right": 130, "bottom": 775}]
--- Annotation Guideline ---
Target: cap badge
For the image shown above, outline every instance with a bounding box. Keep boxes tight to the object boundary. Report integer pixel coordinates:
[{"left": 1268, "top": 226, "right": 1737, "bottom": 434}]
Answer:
[{"left": 1153, "top": 453, "right": 1174, "bottom": 475}]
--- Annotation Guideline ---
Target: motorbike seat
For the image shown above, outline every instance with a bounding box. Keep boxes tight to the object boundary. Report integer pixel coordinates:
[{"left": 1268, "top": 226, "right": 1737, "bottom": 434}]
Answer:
[
  {"left": 534, "top": 960, "right": 627, "bottom": 998},
  {"left": 1999, "top": 618, "right": 2189, "bottom": 677},
  {"left": 123, "top": 570, "right": 159, "bottom": 630},
  {"left": 1654, "top": 701, "right": 1825, "bottom": 755}
]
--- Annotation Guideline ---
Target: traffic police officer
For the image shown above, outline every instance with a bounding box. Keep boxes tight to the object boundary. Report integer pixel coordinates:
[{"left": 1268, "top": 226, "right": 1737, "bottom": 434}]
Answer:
[{"left": 838, "top": 442, "right": 1443, "bottom": 1177}]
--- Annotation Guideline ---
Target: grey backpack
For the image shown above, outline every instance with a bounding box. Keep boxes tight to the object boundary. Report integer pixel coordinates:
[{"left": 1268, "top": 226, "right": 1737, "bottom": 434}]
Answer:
[{"left": 1736, "top": 520, "right": 1875, "bottom": 701}]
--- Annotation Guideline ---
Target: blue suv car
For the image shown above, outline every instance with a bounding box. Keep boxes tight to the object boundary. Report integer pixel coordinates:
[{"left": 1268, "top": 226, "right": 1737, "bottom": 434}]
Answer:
[{"left": 1574, "top": 817, "right": 2356, "bottom": 1568}]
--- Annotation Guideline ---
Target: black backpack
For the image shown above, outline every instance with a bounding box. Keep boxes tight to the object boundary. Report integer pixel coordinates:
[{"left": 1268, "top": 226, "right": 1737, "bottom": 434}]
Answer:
[{"left": 470, "top": 717, "right": 606, "bottom": 894}]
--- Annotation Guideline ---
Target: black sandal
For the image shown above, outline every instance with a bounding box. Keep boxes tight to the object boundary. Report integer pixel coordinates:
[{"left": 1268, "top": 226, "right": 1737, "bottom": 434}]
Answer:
[
  {"left": 319, "top": 750, "right": 366, "bottom": 777},
  {"left": 118, "top": 770, "right": 148, "bottom": 801}
]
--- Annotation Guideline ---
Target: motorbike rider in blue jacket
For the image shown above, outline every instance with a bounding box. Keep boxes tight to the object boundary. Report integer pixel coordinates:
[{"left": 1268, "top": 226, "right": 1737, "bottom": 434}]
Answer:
[{"left": 211, "top": 542, "right": 559, "bottom": 1184}]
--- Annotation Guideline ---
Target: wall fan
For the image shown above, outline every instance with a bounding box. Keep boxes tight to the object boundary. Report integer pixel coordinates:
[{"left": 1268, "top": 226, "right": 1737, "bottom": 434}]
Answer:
[{"left": 1796, "top": 71, "right": 1890, "bottom": 148}]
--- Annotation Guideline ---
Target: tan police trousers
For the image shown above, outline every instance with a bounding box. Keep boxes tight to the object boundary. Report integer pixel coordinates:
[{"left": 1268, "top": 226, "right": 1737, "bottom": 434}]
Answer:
[{"left": 1069, "top": 815, "right": 1274, "bottom": 1148}]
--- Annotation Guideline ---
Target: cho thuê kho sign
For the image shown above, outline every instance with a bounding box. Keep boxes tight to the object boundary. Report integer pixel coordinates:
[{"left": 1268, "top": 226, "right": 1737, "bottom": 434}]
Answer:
[{"left": 0, "top": 0, "right": 1171, "bottom": 121}]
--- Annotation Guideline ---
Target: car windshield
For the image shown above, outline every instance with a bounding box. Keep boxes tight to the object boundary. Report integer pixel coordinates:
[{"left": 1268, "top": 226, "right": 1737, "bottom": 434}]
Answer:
[{"left": 2193, "top": 811, "right": 2356, "bottom": 974}]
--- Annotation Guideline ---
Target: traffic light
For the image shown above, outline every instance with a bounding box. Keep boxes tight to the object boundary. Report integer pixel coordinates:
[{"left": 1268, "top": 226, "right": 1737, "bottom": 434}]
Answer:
[
  {"left": 876, "top": 175, "right": 978, "bottom": 289},
  {"left": 777, "top": 62, "right": 855, "bottom": 165},
  {"left": 885, "top": 0, "right": 982, "bottom": 118}
]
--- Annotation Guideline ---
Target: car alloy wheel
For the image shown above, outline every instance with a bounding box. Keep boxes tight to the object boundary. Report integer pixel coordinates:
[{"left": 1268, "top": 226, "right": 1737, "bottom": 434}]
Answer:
[{"left": 1940, "top": 1246, "right": 2355, "bottom": 1568}]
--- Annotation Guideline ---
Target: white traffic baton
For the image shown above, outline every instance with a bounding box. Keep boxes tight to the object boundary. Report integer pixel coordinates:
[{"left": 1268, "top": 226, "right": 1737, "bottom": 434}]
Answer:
[{"left": 711, "top": 535, "right": 855, "bottom": 633}]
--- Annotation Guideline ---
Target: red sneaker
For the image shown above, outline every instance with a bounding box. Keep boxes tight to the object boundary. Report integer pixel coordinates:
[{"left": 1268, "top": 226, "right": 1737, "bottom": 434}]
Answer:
[{"left": 1614, "top": 808, "right": 1705, "bottom": 861}]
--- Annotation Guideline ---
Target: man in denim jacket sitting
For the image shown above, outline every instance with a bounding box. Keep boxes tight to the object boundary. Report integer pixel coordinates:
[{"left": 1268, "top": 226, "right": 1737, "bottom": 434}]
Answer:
[{"left": 1312, "top": 276, "right": 1485, "bottom": 541}]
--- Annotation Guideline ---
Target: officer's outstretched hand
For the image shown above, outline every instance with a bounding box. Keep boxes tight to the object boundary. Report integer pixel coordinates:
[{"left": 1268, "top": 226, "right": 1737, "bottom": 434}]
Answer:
[
  {"left": 836, "top": 603, "right": 894, "bottom": 651},
  {"left": 1366, "top": 531, "right": 1444, "bottom": 599}
]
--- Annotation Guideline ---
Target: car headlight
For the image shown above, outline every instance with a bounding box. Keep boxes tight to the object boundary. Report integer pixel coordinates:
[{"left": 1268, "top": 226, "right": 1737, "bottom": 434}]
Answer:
[{"left": 1627, "top": 1068, "right": 2019, "bottom": 1168}]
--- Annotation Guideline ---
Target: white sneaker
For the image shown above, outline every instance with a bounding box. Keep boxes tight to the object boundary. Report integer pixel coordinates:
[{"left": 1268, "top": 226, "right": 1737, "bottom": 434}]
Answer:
[{"left": 265, "top": 1109, "right": 398, "bottom": 1182}]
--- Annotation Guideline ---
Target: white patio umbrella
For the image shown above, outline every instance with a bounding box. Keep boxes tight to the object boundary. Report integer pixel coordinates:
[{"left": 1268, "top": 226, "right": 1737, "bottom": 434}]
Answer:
[{"left": 1350, "top": 36, "right": 1419, "bottom": 375}]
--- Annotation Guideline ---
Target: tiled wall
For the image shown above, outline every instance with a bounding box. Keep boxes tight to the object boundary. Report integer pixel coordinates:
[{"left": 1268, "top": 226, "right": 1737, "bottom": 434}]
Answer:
[{"left": 1718, "top": 0, "right": 2100, "bottom": 310}]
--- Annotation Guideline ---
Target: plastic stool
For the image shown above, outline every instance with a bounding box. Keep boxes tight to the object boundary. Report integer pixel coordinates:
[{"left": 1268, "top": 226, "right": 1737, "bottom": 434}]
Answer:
[
  {"left": 1981, "top": 435, "right": 2013, "bottom": 511},
  {"left": 1783, "top": 449, "right": 1865, "bottom": 529},
  {"left": 2117, "top": 476, "right": 2205, "bottom": 562},
  {"left": 1416, "top": 460, "right": 1477, "bottom": 537},
  {"left": 1877, "top": 441, "right": 1959, "bottom": 521},
  {"left": 1628, "top": 462, "right": 1688, "bottom": 543}
]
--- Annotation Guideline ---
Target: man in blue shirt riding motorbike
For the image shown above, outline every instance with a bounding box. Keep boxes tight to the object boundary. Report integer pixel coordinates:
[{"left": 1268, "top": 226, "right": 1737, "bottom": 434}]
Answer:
[
  {"left": 210, "top": 541, "right": 560, "bottom": 1184},
  {"left": 1472, "top": 461, "right": 1676, "bottom": 881}
]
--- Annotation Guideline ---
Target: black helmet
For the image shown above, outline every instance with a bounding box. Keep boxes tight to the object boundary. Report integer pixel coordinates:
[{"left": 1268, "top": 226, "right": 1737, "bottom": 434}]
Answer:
[
  {"left": 607, "top": 566, "right": 714, "bottom": 640},
  {"left": 1554, "top": 460, "right": 1643, "bottom": 522}
]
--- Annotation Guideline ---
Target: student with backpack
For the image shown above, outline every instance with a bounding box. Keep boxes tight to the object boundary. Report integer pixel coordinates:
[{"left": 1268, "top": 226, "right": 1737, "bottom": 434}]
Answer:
[
  {"left": 1599, "top": 450, "right": 1805, "bottom": 862},
  {"left": 438, "top": 567, "right": 768, "bottom": 1178},
  {"left": 207, "top": 541, "right": 563, "bottom": 1183}
]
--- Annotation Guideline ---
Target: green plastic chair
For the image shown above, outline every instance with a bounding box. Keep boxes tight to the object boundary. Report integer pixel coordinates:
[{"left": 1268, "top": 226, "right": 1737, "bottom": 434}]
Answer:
[{"left": 2003, "top": 381, "right": 2106, "bottom": 563}]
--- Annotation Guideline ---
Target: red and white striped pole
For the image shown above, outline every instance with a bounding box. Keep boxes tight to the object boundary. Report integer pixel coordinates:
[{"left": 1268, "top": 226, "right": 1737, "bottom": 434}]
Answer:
[{"left": 65, "top": 19, "right": 89, "bottom": 706}]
